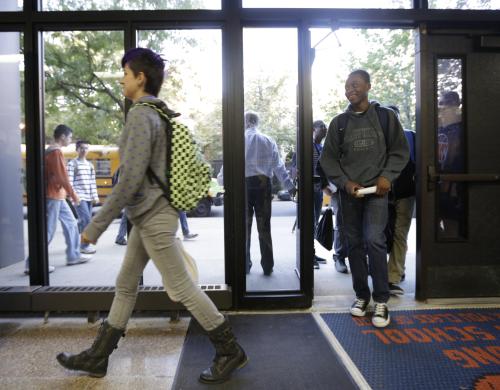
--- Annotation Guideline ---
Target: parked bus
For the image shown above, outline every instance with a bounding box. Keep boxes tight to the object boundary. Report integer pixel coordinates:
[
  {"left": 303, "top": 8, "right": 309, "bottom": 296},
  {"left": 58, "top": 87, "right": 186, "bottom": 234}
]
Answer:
[
  {"left": 21, "top": 144, "right": 223, "bottom": 216},
  {"left": 21, "top": 144, "right": 119, "bottom": 205}
]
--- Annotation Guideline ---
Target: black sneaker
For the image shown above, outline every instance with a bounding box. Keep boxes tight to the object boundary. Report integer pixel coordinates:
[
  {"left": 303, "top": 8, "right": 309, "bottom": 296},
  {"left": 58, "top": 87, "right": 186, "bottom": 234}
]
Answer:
[
  {"left": 350, "top": 298, "right": 369, "bottom": 317},
  {"left": 372, "top": 303, "right": 390, "bottom": 328},
  {"left": 315, "top": 255, "right": 327, "bottom": 264},
  {"left": 389, "top": 283, "right": 404, "bottom": 296},
  {"left": 334, "top": 258, "right": 348, "bottom": 274}
]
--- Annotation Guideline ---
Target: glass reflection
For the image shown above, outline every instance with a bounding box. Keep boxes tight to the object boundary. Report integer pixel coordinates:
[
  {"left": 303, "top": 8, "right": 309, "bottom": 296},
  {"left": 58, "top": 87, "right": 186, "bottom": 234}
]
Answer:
[
  {"left": 138, "top": 29, "right": 224, "bottom": 286},
  {"left": 436, "top": 58, "right": 466, "bottom": 239},
  {"left": 243, "top": 28, "right": 299, "bottom": 291},
  {"left": 243, "top": 0, "right": 412, "bottom": 8},
  {"left": 0, "top": 32, "right": 27, "bottom": 286},
  {"left": 42, "top": 0, "right": 220, "bottom": 11},
  {"left": 41, "top": 30, "right": 125, "bottom": 285}
]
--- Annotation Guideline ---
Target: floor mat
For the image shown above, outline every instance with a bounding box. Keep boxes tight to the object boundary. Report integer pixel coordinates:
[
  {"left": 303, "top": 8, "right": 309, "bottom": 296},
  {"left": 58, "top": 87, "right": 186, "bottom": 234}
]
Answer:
[
  {"left": 172, "top": 313, "right": 357, "bottom": 390},
  {"left": 321, "top": 308, "right": 500, "bottom": 390}
]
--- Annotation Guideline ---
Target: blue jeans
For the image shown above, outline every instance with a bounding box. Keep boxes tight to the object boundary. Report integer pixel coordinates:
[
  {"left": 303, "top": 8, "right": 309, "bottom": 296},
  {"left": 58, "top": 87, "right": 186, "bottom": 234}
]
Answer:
[
  {"left": 116, "top": 211, "right": 128, "bottom": 241},
  {"left": 339, "top": 190, "right": 389, "bottom": 303},
  {"left": 313, "top": 183, "right": 323, "bottom": 233},
  {"left": 178, "top": 211, "right": 189, "bottom": 236},
  {"left": 76, "top": 200, "right": 92, "bottom": 248},
  {"left": 25, "top": 198, "right": 81, "bottom": 269},
  {"left": 330, "top": 192, "right": 347, "bottom": 261}
]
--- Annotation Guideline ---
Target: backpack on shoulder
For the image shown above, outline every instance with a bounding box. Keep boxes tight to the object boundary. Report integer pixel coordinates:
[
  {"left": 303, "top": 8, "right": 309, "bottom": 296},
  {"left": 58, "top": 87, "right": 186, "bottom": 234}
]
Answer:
[{"left": 131, "top": 101, "right": 212, "bottom": 212}]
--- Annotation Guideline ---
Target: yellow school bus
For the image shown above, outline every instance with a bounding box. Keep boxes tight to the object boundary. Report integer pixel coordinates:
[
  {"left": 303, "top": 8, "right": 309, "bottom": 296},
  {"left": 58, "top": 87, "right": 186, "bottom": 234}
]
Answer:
[
  {"left": 21, "top": 144, "right": 120, "bottom": 205},
  {"left": 21, "top": 144, "right": 222, "bottom": 216}
]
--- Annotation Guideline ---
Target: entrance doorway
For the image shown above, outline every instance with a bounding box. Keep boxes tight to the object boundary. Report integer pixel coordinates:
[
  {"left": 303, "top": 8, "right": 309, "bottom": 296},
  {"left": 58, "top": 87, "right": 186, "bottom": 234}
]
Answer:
[{"left": 309, "top": 27, "right": 417, "bottom": 300}]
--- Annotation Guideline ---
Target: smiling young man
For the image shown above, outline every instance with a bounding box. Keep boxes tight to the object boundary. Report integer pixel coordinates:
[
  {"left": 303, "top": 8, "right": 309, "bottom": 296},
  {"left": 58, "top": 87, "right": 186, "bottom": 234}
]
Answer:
[{"left": 320, "top": 69, "right": 409, "bottom": 328}]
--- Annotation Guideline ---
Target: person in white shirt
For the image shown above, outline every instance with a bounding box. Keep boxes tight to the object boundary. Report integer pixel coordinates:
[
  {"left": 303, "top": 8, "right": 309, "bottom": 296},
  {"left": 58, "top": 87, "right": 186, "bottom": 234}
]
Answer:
[{"left": 67, "top": 140, "right": 99, "bottom": 254}]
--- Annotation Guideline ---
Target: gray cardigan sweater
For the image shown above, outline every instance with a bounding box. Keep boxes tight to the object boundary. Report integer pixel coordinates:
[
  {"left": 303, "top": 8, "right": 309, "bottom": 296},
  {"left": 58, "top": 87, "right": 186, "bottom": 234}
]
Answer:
[{"left": 84, "top": 96, "right": 171, "bottom": 242}]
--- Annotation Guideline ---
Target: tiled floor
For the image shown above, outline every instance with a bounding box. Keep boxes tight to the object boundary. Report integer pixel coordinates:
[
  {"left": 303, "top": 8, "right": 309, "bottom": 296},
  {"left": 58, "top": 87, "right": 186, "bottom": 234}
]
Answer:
[
  {"left": 1, "top": 297, "right": 499, "bottom": 390},
  {"left": 0, "top": 316, "right": 189, "bottom": 390}
]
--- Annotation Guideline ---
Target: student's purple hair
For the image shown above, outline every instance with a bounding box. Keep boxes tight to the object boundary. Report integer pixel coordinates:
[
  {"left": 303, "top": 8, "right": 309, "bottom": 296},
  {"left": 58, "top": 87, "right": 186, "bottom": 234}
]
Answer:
[{"left": 121, "top": 48, "right": 166, "bottom": 97}]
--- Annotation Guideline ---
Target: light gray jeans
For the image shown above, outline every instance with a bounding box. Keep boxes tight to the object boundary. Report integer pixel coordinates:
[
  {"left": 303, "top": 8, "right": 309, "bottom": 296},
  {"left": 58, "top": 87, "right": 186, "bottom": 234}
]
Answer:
[{"left": 107, "top": 199, "right": 224, "bottom": 331}]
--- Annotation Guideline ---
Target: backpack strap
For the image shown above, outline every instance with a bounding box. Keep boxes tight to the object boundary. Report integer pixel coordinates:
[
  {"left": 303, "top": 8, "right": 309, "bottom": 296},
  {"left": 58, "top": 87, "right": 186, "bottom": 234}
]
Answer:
[
  {"left": 130, "top": 102, "right": 174, "bottom": 202},
  {"left": 336, "top": 113, "right": 349, "bottom": 157},
  {"left": 375, "top": 105, "right": 390, "bottom": 149}
]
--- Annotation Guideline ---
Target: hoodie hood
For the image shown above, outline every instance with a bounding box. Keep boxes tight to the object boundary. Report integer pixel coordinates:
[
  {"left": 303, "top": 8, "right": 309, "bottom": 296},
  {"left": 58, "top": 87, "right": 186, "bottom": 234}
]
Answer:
[{"left": 345, "top": 100, "right": 381, "bottom": 114}]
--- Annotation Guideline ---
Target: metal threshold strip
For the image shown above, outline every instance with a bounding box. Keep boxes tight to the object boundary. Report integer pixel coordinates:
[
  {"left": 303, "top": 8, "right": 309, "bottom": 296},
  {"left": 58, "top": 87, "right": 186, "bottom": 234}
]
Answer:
[{"left": 0, "top": 285, "right": 231, "bottom": 312}]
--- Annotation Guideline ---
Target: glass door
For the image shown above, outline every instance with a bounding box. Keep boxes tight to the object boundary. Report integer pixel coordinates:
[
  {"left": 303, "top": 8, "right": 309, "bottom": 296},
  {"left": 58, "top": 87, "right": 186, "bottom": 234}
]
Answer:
[{"left": 417, "top": 29, "right": 500, "bottom": 299}]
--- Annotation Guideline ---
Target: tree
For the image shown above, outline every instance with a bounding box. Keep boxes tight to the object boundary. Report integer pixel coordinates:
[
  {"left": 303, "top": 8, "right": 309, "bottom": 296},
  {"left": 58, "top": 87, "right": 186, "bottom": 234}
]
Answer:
[
  {"left": 43, "top": 0, "right": 204, "bottom": 144},
  {"left": 244, "top": 72, "right": 297, "bottom": 156},
  {"left": 320, "top": 29, "right": 416, "bottom": 130}
]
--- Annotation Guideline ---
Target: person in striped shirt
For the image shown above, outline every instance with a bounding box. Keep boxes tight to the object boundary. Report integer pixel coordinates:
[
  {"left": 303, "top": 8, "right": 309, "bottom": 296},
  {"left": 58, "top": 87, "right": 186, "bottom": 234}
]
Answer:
[{"left": 67, "top": 140, "right": 99, "bottom": 254}]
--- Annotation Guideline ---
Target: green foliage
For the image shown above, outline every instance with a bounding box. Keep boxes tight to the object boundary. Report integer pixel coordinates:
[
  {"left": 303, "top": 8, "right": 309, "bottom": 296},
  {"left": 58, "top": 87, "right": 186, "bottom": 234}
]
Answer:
[
  {"left": 44, "top": 0, "right": 205, "bottom": 11},
  {"left": 245, "top": 72, "right": 296, "bottom": 154},
  {"left": 43, "top": 23, "right": 198, "bottom": 145},
  {"left": 321, "top": 29, "right": 416, "bottom": 131},
  {"left": 44, "top": 30, "right": 124, "bottom": 144}
]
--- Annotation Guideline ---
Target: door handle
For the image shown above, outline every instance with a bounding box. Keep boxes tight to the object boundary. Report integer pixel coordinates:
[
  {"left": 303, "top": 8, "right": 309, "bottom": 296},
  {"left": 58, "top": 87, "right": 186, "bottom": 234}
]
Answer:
[{"left": 428, "top": 165, "right": 500, "bottom": 190}]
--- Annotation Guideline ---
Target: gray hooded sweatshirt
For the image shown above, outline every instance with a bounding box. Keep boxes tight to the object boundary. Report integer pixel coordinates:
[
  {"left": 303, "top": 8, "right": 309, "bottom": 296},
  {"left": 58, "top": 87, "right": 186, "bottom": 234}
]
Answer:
[{"left": 320, "top": 101, "right": 409, "bottom": 190}]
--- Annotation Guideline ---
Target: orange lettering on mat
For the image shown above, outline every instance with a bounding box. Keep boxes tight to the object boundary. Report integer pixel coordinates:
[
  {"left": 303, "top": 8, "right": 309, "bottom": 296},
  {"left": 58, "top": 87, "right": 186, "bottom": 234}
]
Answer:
[
  {"left": 443, "top": 349, "right": 480, "bottom": 368},
  {"left": 462, "top": 347, "right": 500, "bottom": 366}
]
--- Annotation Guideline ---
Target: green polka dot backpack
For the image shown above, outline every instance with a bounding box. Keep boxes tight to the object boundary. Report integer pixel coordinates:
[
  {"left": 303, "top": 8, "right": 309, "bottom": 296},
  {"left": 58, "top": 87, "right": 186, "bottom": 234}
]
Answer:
[{"left": 133, "top": 101, "right": 212, "bottom": 212}]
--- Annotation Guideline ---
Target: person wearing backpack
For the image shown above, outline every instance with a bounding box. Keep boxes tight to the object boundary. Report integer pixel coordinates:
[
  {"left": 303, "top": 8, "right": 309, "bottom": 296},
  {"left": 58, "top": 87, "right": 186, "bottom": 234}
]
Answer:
[
  {"left": 320, "top": 69, "right": 409, "bottom": 328},
  {"left": 386, "top": 105, "right": 416, "bottom": 296},
  {"left": 56, "top": 48, "right": 247, "bottom": 384}
]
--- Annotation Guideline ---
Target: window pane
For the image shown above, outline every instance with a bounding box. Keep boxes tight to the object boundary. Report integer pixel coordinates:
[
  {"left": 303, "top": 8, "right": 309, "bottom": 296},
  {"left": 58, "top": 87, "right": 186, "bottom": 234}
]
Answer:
[
  {"left": 138, "top": 29, "right": 224, "bottom": 286},
  {"left": 429, "top": 0, "right": 500, "bottom": 9},
  {"left": 0, "top": 0, "right": 22, "bottom": 11},
  {"left": 243, "top": 28, "right": 299, "bottom": 292},
  {"left": 0, "top": 32, "right": 27, "bottom": 286},
  {"left": 243, "top": 0, "right": 412, "bottom": 8},
  {"left": 42, "top": 0, "right": 220, "bottom": 11},
  {"left": 42, "top": 30, "right": 125, "bottom": 285},
  {"left": 436, "top": 58, "right": 466, "bottom": 240}
]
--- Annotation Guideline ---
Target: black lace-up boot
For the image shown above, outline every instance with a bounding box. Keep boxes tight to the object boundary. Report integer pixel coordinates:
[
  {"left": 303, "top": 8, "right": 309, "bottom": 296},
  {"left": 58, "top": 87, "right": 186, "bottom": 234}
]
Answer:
[
  {"left": 199, "top": 319, "right": 248, "bottom": 384},
  {"left": 56, "top": 321, "right": 125, "bottom": 378}
]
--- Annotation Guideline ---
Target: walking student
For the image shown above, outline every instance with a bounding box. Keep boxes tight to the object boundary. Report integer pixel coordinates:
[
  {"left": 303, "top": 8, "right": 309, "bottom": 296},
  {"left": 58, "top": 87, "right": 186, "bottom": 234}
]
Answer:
[
  {"left": 56, "top": 48, "right": 247, "bottom": 384},
  {"left": 24, "top": 125, "right": 91, "bottom": 274},
  {"left": 320, "top": 69, "right": 409, "bottom": 328},
  {"left": 67, "top": 139, "right": 99, "bottom": 254}
]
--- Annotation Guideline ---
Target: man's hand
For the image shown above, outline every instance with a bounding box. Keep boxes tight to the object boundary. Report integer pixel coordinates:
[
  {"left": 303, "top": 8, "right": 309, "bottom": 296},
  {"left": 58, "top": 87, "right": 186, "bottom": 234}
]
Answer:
[
  {"left": 81, "top": 232, "right": 96, "bottom": 245},
  {"left": 375, "top": 176, "right": 391, "bottom": 196},
  {"left": 345, "top": 180, "right": 362, "bottom": 197}
]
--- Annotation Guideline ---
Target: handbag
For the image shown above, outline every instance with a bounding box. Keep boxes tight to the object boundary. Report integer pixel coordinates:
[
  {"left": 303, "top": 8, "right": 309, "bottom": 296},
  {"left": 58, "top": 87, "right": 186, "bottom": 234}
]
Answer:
[{"left": 315, "top": 207, "right": 333, "bottom": 251}]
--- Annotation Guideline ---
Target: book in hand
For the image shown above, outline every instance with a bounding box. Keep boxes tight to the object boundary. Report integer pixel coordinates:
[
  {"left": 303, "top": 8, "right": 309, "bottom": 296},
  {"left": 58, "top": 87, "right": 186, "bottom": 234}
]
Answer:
[{"left": 356, "top": 186, "right": 377, "bottom": 196}]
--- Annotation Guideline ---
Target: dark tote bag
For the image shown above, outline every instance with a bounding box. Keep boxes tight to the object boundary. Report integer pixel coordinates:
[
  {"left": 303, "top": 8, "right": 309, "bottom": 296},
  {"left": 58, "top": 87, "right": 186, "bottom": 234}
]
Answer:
[
  {"left": 65, "top": 198, "right": 79, "bottom": 220},
  {"left": 315, "top": 207, "right": 333, "bottom": 251}
]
